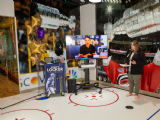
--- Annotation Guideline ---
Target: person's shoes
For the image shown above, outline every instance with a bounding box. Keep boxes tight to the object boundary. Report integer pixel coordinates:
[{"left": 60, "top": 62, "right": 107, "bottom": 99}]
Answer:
[
  {"left": 126, "top": 93, "right": 132, "bottom": 97},
  {"left": 135, "top": 95, "right": 139, "bottom": 99}
]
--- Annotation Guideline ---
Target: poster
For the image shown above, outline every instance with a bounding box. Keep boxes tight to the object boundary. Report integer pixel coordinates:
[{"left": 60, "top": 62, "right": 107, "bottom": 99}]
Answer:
[
  {"left": 0, "top": 16, "right": 19, "bottom": 91},
  {"left": 44, "top": 63, "right": 66, "bottom": 94}
]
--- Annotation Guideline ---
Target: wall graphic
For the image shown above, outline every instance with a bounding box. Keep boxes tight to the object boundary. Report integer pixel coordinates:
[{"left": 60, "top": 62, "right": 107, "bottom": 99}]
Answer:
[
  {"left": 19, "top": 72, "right": 44, "bottom": 91},
  {"left": 0, "top": 16, "right": 19, "bottom": 91}
]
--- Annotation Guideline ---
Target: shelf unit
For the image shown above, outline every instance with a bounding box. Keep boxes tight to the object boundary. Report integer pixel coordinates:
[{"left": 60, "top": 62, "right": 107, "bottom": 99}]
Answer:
[
  {"left": 96, "top": 59, "right": 109, "bottom": 83},
  {"left": 110, "top": 40, "right": 153, "bottom": 45},
  {"left": 110, "top": 50, "right": 155, "bottom": 57}
]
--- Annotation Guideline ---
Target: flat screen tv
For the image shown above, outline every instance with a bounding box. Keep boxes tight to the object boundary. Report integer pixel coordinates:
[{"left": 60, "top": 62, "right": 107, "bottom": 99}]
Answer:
[{"left": 66, "top": 35, "right": 108, "bottom": 60}]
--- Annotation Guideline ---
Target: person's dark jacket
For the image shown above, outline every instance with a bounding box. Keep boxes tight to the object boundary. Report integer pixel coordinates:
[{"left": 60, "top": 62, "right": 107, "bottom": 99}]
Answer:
[
  {"left": 20, "top": 33, "right": 27, "bottom": 44},
  {"left": 125, "top": 49, "right": 146, "bottom": 75}
]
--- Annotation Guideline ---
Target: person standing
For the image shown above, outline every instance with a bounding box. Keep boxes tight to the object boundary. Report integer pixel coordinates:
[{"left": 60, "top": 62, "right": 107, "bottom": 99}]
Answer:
[
  {"left": 18, "top": 44, "right": 26, "bottom": 73},
  {"left": 125, "top": 40, "right": 146, "bottom": 99}
]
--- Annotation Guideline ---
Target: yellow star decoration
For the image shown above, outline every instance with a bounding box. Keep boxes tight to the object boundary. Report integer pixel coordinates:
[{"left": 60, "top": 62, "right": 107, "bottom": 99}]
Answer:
[
  {"left": 26, "top": 24, "right": 36, "bottom": 35},
  {"left": 30, "top": 54, "right": 40, "bottom": 66},
  {"left": 40, "top": 43, "right": 47, "bottom": 53},
  {"left": 28, "top": 39, "right": 41, "bottom": 54},
  {"left": 27, "top": 12, "right": 45, "bottom": 67},
  {"left": 32, "top": 12, "right": 42, "bottom": 28}
]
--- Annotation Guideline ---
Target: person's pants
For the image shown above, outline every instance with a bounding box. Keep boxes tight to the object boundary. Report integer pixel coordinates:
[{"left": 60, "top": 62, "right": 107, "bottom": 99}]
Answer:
[
  {"left": 19, "top": 61, "right": 25, "bottom": 73},
  {"left": 128, "top": 72, "right": 141, "bottom": 95}
]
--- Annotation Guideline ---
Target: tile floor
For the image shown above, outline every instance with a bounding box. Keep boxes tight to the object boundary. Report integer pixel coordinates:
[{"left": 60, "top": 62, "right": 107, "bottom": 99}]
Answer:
[{"left": 1, "top": 86, "right": 160, "bottom": 120}]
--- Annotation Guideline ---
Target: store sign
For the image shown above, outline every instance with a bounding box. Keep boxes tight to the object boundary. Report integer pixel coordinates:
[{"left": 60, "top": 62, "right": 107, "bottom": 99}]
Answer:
[{"left": 20, "top": 72, "right": 45, "bottom": 91}]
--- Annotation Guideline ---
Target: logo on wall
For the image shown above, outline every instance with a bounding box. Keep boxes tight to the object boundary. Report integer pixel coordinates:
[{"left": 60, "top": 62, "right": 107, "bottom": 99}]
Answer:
[
  {"left": 31, "top": 77, "right": 39, "bottom": 85},
  {"left": 20, "top": 76, "right": 44, "bottom": 87},
  {"left": 69, "top": 70, "right": 77, "bottom": 79}
]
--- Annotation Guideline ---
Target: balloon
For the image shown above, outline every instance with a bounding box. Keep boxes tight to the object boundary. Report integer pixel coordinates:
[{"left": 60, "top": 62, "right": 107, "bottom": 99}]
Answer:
[
  {"left": 30, "top": 54, "right": 40, "bottom": 66},
  {"left": 32, "top": 12, "right": 42, "bottom": 28},
  {"left": 37, "top": 27, "right": 44, "bottom": 39},
  {"left": 28, "top": 39, "right": 41, "bottom": 54},
  {"left": 30, "top": 55, "right": 36, "bottom": 66},
  {"left": 30, "top": 0, "right": 39, "bottom": 20},
  {"left": 40, "top": 43, "right": 47, "bottom": 53},
  {"left": 26, "top": 24, "right": 36, "bottom": 35}
]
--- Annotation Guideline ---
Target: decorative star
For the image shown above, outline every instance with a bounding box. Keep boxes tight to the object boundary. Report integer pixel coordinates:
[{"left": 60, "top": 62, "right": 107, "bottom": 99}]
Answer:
[
  {"left": 39, "top": 43, "right": 47, "bottom": 53},
  {"left": 28, "top": 39, "right": 41, "bottom": 54},
  {"left": 30, "top": 54, "right": 40, "bottom": 66},
  {"left": 26, "top": 24, "right": 35, "bottom": 35},
  {"left": 32, "top": 12, "right": 42, "bottom": 28}
]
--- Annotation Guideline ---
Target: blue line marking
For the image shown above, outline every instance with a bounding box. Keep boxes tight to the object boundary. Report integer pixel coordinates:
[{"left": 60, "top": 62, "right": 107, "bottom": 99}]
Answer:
[
  {"left": 147, "top": 109, "right": 160, "bottom": 120},
  {"left": 36, "top": 96, "right": 49, "bottom": 100}
]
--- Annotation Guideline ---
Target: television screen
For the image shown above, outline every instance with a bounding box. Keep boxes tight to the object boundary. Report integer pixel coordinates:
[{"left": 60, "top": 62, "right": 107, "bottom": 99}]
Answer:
[{"left": 66, "top": 35, "right": 108, "bottom": 60}]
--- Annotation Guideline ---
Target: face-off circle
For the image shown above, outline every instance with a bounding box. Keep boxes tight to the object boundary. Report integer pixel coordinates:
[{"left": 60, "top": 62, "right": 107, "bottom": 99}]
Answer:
[
  {"left": 1, "top": 109, "right": 55, "bottom": 120},
  {"left": 69, "top": 89, "right": 119, "bottom": 107}
]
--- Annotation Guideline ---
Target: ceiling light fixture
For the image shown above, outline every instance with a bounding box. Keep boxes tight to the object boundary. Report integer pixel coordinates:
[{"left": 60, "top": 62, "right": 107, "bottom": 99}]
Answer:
[
  {"left": 108, "top": 6, "right": 112, "bottom": 12},
  {"left": 89, "top": 0, "right": 123, "bottom": 3},
  {"left": 80, "top": 0, "right": 85, "bottom": 2},
  {"left": 89, "top": 0, "right": 101, "bottom": 3}
]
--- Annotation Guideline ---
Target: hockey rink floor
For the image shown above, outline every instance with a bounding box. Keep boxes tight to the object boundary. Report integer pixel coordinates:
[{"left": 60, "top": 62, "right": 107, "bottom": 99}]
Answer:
[{"left": 1, "top": 86, "right": 160, "bottom": 120}]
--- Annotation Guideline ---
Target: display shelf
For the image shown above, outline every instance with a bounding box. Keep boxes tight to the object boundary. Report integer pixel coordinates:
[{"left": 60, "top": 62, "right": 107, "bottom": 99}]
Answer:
[
  {"left": 110, "top": 40, "right": 153, "bottom": 45},
  {"left": 145, "top": 54, "right": 155, "bottom": 57},
  {"left": 110, "top": 49, "right": 156, "bottom": 57},
  {"left": 110, "top": 49, "right": 127, "bottom": 55},
  {"left": 110, "top": 51, "right": 126, "bottom": 55},
  {"left": 152, "top": 42, "right": 160, "bottom": 45}
]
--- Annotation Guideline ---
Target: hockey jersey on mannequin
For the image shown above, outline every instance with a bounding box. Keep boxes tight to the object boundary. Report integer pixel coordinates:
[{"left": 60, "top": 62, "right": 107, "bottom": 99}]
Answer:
[
  {"left": 103, "top": 56, "right": 129, "bottom": 86},
  {"left": 103, "top": 49, "right": 160, "bottom": 93},
  {"left": 141, "top": 49, "right": 160, "bottom": 93}
]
